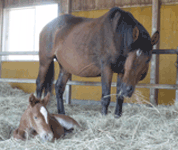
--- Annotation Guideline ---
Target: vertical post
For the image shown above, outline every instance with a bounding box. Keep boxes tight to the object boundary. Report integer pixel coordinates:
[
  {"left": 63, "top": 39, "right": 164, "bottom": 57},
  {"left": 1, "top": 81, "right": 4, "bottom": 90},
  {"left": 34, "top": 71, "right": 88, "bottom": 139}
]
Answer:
[
  {"left": 150, "top": 0, "right": 160, "bottom": 105},
  {"left": 176, "top": 47, "right": 178, "bottom": 102},
  {"left": 0, "top": 0, "right": 3, "bottom": 78},
  {"left": 65, "top": 0, "right": 72, "bottom": 104},
  {"left": 58, "top": 1, "right": 61, "bottom": 15},
  {"left": 67, "top": 0, "right": 72, "bottom": 14}
]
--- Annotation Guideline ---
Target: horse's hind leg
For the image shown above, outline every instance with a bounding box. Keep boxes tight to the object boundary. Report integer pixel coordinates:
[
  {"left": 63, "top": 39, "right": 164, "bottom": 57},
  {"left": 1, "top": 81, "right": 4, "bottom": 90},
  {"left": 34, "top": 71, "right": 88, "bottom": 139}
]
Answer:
[
  {"left": 101, "top": 64, "right": 113, "bottom": 115},
  {"left": 44, "top": 61, "right": 54, "bottom": 97},
  {"left": 36, "top": 59, "right": 54, "bottom": 98},
  {"left": 55, "top": 68, "right": 71, "bottom": 114}
]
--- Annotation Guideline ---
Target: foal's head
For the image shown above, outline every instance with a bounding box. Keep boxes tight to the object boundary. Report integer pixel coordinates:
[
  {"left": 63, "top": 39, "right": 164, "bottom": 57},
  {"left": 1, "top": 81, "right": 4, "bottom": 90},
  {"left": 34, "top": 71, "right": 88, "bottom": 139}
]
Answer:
[{"left": 28, "top": 93, "right": 53, "bottom": 141}]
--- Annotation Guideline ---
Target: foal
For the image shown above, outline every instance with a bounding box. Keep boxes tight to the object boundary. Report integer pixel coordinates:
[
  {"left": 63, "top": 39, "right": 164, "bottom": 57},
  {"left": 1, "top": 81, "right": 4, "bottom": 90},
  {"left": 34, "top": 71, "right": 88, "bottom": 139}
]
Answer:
[{"left": 13, "top": 93, "right": 81, "bottom": 141}]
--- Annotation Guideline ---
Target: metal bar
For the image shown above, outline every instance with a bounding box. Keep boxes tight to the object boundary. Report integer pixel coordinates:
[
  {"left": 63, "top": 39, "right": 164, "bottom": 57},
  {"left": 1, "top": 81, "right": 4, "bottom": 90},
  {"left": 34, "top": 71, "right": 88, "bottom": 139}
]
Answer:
[
  {"left": 65, "top": 0, "right": 72, "bottom": 104},
  {"left": 0, "top": 78, "right": 35, "bottom": 83},
  {"left": 150, "top": 0, "right": 160, "bottom": 105},
  {"left": 176, "top": 47, "right": 178, "bottom": 102},
  {"left": 65, "top": 76, "right": 72, "bottom": 104},
  {"left": 67, "top": 0, "right": 72, "bottom": 14},
  {"left": 0, "top": 49, "right": 178, "bottom": 56},
  {"left": 0, "top": 0, "right": 3, "bottom": 78},
  {"left": 152, "top": 49, "right": 178, "bottom": 54},
  {"left": 0, "top": 78, "right": 178, "bottom": 90},
  {"left": 0, "top": 51, "right": 39, "bottom": 55}
]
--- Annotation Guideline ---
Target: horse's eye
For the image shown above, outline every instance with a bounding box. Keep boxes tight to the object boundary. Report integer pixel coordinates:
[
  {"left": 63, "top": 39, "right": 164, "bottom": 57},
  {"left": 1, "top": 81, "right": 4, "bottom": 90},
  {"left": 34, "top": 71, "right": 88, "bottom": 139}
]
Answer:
[
  {"left": 136, "top": 49, "right": 142, "bottom": 57},
  {"left": 34, "top": 116, "right": 37, "bottom": 120}
]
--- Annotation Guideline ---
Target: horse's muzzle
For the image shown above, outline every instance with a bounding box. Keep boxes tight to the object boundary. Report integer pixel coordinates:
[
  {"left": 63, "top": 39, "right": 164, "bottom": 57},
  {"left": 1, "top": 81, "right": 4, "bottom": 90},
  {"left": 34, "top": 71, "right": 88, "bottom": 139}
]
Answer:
[{"left": 119, "top": 83, "right": 135, "bottom": 98}]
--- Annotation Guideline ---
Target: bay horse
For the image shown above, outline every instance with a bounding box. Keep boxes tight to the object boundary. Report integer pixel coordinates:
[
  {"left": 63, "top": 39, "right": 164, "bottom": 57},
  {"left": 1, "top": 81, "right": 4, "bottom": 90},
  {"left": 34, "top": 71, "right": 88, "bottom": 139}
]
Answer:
[
  {"left": 36, "top": 7, "right": 159, "bottom": 118},
  {"left": 13, "top": 93, "right": 81, "bottom": 141}
]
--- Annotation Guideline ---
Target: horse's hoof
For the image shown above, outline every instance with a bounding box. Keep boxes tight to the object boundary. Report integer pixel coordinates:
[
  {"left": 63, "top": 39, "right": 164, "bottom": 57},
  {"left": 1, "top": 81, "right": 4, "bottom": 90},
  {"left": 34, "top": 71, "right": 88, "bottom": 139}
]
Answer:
[
  {"left": 101, "top": 108, "right": 107, "bottom": 116},
  {"left": 102, "top": 112, "right": 107, "bottom": 116},
  {"left": 58, "top": 111, "right": 65, "bottom": 115},
  {"left": 114, "top": 114, "right": 122, "bottom": 119}
]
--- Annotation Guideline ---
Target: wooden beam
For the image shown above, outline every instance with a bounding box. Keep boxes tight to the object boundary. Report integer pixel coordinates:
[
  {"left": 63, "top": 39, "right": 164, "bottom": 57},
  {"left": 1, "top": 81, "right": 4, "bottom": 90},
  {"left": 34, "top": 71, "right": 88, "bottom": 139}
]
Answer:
[{"left": 150, "top": 0, "right": 160, "bottom": 105}]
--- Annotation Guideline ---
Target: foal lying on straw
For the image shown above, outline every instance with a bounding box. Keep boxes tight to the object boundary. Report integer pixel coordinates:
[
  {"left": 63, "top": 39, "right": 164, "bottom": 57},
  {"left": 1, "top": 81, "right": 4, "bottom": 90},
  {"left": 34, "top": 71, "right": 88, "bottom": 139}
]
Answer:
[{"left": 13, "top": 93, "right": 81, "bottom": 142}]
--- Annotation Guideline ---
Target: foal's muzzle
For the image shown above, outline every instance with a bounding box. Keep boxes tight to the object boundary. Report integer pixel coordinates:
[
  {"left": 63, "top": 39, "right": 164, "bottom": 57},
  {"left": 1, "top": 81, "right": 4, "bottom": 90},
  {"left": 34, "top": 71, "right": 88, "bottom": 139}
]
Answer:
[
  {"left": 40, "top": 131, "right": 53, "bottom": 142},
  {"left": 119, "top": 83, "right": 135, "bottom": 97}
]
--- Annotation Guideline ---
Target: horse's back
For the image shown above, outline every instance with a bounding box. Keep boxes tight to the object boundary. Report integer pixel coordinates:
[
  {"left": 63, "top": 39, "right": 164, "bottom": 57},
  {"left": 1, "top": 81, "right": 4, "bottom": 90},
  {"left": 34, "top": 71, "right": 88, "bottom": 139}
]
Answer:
[
  {"left": 39, "top": 13, "right": 103, "bottom": 76},
  {"left": 39, "top": 14, "right": 88, "bottom": 54},
  {"left": 39, "top": 15, "right": 101, "bottom": 76}
]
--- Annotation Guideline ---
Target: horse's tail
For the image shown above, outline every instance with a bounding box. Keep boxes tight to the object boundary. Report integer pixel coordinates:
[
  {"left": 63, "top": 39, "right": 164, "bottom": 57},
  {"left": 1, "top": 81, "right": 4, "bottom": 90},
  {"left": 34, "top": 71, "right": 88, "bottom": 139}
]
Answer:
[
  {"left": 39, "top": 18, "right": 59, "bottom": 97},
  {"left": 44, "top": 60, "right": 54, "bottom": 96}
]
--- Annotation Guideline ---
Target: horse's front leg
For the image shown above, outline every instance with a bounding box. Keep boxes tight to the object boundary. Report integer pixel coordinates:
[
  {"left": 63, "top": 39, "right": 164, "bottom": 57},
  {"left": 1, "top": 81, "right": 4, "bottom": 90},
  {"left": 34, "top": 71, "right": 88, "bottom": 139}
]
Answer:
[
  {"left": 115, "top": 74, "right": 124, "bottom": 118},
  {"left": 101, "top": 64, "right": 113, "bottom": 115},
  {"left": 55, "top": 69, "right": 71, "bottom": 114}
]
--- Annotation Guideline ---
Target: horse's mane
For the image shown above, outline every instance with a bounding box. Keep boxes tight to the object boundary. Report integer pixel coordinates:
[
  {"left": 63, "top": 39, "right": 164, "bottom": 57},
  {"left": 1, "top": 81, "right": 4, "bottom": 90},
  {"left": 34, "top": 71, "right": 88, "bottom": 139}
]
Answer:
[{"left": 108, "top": 7, "right": 152, "bottom": 55}]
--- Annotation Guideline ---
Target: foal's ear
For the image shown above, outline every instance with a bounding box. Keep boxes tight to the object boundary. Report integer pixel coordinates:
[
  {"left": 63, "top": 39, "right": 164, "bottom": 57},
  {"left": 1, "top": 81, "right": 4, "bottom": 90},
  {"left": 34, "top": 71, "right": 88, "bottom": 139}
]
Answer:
[
  {"left": 42, "top": 93, "right": 50, "bottom": 106},
  {"left": 151, "top": 31, "right": 159, "bottom": 46},
  {"left": 133, "top": 26, "right": 139, "bottom": 42},
  {"left": 29, "top": 93, "right": 38, "bottom": 107}
]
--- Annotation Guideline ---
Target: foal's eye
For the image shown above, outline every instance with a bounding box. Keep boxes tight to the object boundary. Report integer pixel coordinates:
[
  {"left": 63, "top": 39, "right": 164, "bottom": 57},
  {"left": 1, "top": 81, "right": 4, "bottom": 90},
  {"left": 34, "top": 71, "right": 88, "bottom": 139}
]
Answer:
[
  {"left": 136, "top": 49, "right": 142, "bottom": 57},
  {"left": 34, "top": 116, "right": 38, "bottom": 120}
]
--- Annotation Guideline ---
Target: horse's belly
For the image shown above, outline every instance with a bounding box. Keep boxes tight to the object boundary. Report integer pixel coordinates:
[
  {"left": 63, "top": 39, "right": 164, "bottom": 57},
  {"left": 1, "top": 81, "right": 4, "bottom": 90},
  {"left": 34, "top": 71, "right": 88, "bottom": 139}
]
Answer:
[
  {"left": 56, "top": 48, "right": 101, "bottom": 77},
  {"left": 54, "top": 22, "right": 102, "bottom": 77}
]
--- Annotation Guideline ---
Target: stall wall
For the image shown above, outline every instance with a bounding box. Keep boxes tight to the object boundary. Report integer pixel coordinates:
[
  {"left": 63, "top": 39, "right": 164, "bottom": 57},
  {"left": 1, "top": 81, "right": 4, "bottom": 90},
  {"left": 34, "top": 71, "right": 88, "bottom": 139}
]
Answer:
[{"left": 1, "top": 4, "right": 178, "bottom": 105}]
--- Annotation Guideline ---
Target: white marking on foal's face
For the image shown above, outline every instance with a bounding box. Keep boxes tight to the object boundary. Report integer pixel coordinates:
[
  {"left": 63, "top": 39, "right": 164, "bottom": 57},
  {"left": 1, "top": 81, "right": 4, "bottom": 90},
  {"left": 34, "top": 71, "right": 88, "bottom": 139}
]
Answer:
[{"left": 40, "top": 106, "right": 48, "bottom": 124}]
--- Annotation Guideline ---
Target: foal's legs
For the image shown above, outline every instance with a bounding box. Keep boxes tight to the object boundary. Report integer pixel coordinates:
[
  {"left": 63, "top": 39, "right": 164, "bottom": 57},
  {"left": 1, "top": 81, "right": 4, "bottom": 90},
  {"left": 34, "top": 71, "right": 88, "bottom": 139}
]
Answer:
[
  {"left": 115, "top": 74, "right": 124, "bottom": 118},
  {"left": 36, "top": 59, "right": 53, "bottom": 98},
  {"left": 101, "top": 64, "right": 113, "bottom": 115},
  {"left": 55, "top": 68, "right": 71, "bottom": 114}
]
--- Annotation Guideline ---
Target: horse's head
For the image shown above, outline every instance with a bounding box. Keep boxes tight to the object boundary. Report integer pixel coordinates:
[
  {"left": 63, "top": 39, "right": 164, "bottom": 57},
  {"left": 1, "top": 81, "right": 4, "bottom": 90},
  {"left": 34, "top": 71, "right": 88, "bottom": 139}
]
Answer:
[
  {"left": 109, "top": 8, "right": 159, "bottom": 98},
  {"left": 28, "top": 93, "right": 53, "bottom": 141},
  {"left": 120, "top": 27, "right": 159, "bottom": 97}
]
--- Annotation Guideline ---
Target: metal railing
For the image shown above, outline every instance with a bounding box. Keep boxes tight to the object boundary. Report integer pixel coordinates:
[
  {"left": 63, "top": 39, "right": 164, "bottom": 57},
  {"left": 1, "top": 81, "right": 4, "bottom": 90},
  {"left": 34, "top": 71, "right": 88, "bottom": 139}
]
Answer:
[{"left": 0, "top": 48, "right": 178, "bottom": 104}]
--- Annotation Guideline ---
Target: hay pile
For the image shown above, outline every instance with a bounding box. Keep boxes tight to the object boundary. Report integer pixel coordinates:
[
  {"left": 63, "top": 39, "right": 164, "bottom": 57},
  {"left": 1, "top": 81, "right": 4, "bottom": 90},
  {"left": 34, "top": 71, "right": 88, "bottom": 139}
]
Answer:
[{"left": 0, "top": 83, "right": 178, "bottom": 150}]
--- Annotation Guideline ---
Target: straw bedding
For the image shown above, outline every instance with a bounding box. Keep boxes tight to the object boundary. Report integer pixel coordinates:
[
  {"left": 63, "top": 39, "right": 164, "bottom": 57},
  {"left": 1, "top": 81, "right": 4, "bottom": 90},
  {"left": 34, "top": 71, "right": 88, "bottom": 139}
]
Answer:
[{"left": 0, "top": 83, "right": 178, "bottom": 150}]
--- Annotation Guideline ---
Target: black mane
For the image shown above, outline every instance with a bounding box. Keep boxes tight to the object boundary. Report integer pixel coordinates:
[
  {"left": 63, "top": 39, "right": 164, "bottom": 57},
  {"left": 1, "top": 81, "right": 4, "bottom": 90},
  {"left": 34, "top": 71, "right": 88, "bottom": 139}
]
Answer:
[{"left": 109, "top": 7, "right": 152, "bottom": 55}]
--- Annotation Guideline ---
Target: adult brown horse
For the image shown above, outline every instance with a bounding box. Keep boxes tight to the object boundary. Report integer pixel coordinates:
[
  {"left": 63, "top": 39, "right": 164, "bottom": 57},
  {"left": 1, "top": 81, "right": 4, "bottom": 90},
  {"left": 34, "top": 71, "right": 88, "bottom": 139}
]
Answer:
[{"left": 36, "top": 7, "right": 159, "bottom": 118}]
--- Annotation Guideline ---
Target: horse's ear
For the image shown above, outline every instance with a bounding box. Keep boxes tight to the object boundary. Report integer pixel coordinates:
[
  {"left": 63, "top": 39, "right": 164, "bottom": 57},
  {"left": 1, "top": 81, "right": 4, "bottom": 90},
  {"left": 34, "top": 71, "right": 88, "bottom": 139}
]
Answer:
[
  {"left": 42, "top": 93, "right": 50, "bottom": 106},
  {"left": 151, "top": 31, "right": 159, "bottom": 46},
  {"left": 29, "top": 93, "right": 37, "bottom": 107},
  {"left": 133, "top": 26, "right": 139, "bottom": 42},
  {"left": 111, "top": 11, "right": 121, "bottom": 31}
]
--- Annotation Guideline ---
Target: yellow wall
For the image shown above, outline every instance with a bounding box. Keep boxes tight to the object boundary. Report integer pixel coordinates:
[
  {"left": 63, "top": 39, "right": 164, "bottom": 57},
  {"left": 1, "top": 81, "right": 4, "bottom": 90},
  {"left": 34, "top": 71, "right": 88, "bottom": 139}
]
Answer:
[{"left": 1, "top": 4, "right": 178, "bottom": 105}]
